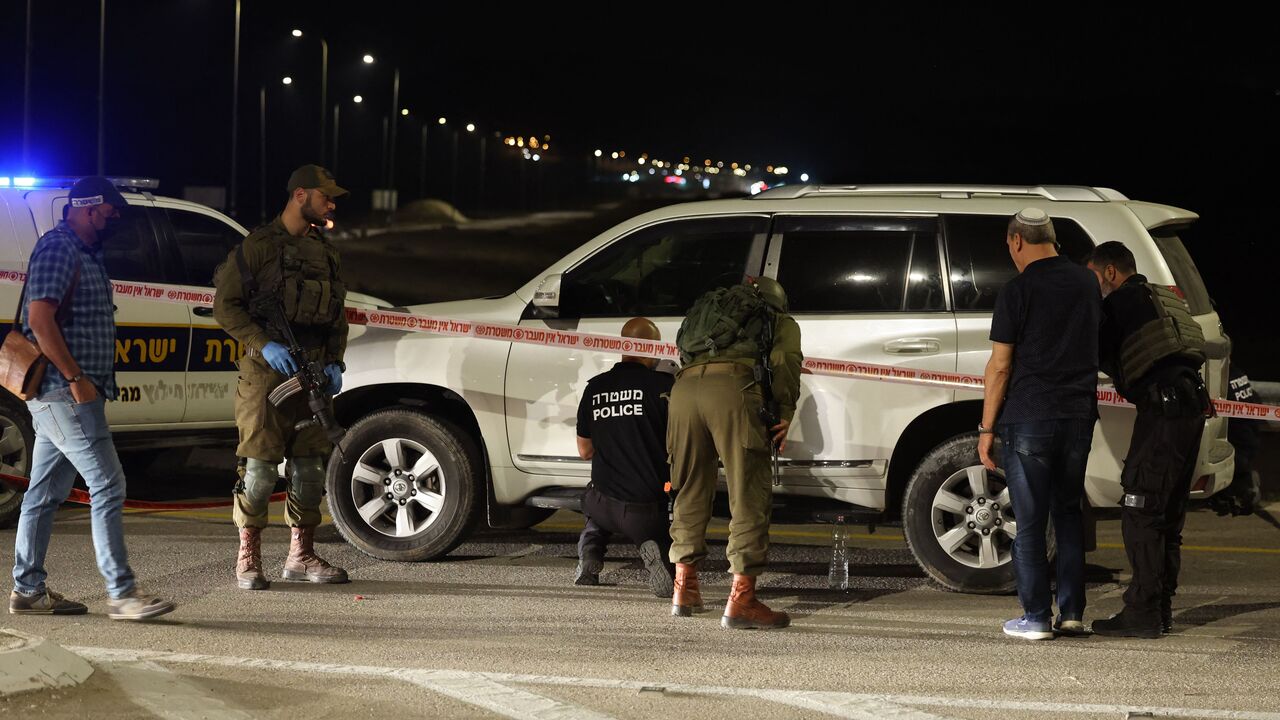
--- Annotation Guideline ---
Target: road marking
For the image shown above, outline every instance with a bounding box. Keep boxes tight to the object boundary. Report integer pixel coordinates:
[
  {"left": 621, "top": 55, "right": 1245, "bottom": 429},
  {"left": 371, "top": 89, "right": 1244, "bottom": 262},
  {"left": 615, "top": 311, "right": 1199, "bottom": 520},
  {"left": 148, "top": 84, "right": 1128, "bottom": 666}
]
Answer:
[
  {"left": 105, "top": 660, "right": 255, "bottom": 720},
  {"left": 1096, "top": 542, "right": 1280, "bottom": 556},
  {"left": 68, "top": 647, "right": 1280, "bottom": 720},
  {"left": 534, "top": 521, "right": 906, "bottom": 544},
  {"left": 405, "top": 671, "right": 617, "bottom": 720}
]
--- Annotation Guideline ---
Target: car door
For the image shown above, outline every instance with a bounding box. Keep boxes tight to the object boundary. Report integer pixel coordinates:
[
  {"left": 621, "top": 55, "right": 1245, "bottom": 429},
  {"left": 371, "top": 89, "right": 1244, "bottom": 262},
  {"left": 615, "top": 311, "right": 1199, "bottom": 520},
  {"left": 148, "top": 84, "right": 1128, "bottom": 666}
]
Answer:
[
  {"left": 505, "top": 215, "right": 769, "bottom": 476},
  {"left": 152, "top": 202, "right": 248, "bottom": 423},
  {"left": 768, "top": 214, "right": 957, "bottom": 495}
]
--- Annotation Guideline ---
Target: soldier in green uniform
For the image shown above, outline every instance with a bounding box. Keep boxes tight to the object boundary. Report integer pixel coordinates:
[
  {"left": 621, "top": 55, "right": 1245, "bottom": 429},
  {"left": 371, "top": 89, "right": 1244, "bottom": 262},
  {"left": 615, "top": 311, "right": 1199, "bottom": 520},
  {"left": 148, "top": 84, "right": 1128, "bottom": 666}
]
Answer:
[
  {"left": 214, "top": 165, "right": 350, "bottom": 590},
  {"left": 667, "top": 276, "right": 803, "bottom": 630}
]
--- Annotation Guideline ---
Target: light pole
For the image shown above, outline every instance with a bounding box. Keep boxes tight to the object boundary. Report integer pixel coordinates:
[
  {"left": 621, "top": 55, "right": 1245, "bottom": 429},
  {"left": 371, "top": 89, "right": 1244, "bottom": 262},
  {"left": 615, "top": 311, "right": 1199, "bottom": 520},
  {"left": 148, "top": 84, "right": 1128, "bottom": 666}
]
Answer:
[
  {"left": 258, "top": 84, "right": 266, "bottom": 223},
  {"left": 361, "top": 55, "right": 400, "bottom": 190},
  {"left": 418, "top": 120, "right": 429, "bottom": 198},
  {"left": 388, "top": 67, "right": 400, "bottom": 189},
  {"left": 230, "top": 0, "right": 241, "bottom": 216},
  {"left": 331, "top": 103, "right": 340, "bottom": 175},
  {"left": 290, "top": 30, "right": 328, "bottom": 164},
  {"left": 96, "top": 0, "right": 106, "bottom": 174},
  {"left": 21, "top": 0, "right": 32, "bottom": 169}
]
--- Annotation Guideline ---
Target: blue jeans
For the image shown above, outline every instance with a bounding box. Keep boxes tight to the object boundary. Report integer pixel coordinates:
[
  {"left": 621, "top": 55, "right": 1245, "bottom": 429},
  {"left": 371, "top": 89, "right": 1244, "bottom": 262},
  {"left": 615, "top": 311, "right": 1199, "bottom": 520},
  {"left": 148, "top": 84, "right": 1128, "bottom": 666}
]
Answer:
[
  {"left": 999, "top": 418, "right": 1095, "bottom": 623},
  {"left": 12, "top": 387, "right": 135, "bottom": 599}
]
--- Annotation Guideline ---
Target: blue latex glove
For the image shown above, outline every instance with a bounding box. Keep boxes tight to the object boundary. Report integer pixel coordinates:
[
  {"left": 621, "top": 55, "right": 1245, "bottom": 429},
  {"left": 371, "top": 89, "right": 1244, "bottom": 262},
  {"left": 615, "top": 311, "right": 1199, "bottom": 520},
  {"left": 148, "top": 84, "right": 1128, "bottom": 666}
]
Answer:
[
  {"left": 324, "top": 363, "right": 343, "bottom": 395},
  {"left": 261, "top": 342, "right": 299, "bottom": 376}
]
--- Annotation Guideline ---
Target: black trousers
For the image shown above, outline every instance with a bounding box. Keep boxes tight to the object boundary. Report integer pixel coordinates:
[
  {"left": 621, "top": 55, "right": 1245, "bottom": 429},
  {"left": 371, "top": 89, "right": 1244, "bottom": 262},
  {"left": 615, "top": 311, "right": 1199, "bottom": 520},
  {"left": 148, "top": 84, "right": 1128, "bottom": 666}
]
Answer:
[
  {"left": 577, "top": 485, "right": 671, "bottom": 562},
  {"left": 1120, "top": 398, "right": 1205, "bottom": 621}
]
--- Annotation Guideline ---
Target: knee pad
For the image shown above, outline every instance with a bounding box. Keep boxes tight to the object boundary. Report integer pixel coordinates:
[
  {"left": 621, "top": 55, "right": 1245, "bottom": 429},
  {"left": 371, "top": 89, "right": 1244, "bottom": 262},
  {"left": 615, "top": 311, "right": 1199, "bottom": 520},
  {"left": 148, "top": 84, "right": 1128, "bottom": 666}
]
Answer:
[
  {"left": 239, "top": 458, "right": 279, "bottom": 508},
  {"left": 289, "top": 456, "right": 326, "bottom": 507}
]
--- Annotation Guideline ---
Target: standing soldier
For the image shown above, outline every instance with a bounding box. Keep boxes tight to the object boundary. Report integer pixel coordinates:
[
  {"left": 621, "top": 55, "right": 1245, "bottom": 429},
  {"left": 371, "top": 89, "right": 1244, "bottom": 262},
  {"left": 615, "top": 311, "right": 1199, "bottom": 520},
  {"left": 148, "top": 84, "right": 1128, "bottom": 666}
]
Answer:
[
  {"left": 214, "top": 165, "right": 350, "bottom": 590},
  {"left": 667, "top": 276, "right": 802, "bottom": 630},
  {"left": 1086, "top": 241, "right": 1210, "bottom": 638}
]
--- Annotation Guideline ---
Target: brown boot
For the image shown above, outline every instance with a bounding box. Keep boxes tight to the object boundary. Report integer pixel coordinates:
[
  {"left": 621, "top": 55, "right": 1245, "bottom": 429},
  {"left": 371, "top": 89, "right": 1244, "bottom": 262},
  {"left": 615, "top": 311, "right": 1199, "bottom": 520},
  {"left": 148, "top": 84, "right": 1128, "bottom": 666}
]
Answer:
[
  {"left": 671, "top": 562, "right": 705, "bottom": 617},
  {"left": 236, "top": 527, "right": 270, "bottom": 590},
  {"left": 721, "top": 574, "right": 790, "bottom": 630},
  {"left": 282, "top": 526, "right": 349, "bottom": 584}
]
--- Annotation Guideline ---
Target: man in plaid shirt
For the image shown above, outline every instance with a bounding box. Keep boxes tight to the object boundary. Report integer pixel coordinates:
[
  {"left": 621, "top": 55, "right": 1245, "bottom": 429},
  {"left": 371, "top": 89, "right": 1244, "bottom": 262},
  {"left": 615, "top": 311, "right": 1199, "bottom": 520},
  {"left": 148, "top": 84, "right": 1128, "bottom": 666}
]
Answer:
[{"left": 8, "top": 177, "right": 174, "bottom": 621}]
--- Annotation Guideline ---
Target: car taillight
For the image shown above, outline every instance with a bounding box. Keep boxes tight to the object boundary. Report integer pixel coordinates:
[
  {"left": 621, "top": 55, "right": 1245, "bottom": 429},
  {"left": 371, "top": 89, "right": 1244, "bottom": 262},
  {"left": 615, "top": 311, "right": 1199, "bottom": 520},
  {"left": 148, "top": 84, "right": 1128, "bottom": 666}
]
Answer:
[
  {"left": 1191, "top": 475, "right": 1211, "bottom": 493},
  {"left": 1167, "top": 285, "right": 1186, "bottom": 299}
]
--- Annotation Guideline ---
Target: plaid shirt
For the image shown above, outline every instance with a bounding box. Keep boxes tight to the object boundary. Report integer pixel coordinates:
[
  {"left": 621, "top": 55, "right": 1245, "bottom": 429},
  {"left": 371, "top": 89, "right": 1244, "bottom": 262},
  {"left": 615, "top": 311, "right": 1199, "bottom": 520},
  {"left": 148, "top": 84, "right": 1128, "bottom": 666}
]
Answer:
[{"left": 21, "top": 222, "right": 118, "bottom": 400}]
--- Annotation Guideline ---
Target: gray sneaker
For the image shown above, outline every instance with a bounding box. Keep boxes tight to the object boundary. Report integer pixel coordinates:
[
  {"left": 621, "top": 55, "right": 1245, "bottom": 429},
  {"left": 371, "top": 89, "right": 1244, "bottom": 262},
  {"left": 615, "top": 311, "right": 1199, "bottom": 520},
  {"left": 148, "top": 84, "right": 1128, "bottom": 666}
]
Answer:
[
  {"left": 107, "top": 589, "right": 175, "bottom": 621},
  {"left": 9, "top": 588, "right": 88, "bottom": 615}
]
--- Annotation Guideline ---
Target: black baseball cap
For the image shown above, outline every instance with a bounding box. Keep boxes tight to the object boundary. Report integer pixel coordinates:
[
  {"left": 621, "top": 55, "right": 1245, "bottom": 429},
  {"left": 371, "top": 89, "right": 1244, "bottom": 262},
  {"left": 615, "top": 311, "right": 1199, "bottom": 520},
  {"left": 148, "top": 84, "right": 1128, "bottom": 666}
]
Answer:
[{"left": 68, "top": 176, "right": 128, "bottom": 211}]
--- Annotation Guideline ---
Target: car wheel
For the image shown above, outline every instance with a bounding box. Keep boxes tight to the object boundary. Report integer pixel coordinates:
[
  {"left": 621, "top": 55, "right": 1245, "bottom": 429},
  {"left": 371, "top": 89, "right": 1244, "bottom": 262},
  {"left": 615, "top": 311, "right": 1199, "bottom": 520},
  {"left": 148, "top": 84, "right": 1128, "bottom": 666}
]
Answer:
[
  {"left": 0, "top": 396, "right": 35, "bottom": 529},
  {"left": 902, "top": 433, "right": 1053, "bottom": 594},
  {"left": 327, "top": 409, "right": 481, "bottom": 561}
]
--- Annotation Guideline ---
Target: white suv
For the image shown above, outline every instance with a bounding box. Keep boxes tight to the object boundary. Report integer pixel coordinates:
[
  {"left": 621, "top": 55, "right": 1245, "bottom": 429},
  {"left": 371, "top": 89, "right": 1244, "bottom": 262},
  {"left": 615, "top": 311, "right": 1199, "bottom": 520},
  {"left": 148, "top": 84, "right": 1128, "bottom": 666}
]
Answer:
[
  {"left": 0, "top": 177, "right": 383, "bottom": 527},
  {"left": 329, "top": 184, "right": 1235, "bottom": 593}
]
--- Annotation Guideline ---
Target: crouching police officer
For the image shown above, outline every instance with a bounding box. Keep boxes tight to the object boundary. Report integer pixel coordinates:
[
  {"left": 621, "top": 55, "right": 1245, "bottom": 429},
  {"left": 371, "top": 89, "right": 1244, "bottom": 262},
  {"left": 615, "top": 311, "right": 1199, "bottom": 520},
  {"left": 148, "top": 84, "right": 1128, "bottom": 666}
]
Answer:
[
  {"left": 214, "top": 165, "right": 350, "bottom": 590},
  {"left": 1086, "top": 241, "right": 1210, "bottom": 637},
  {"left": 668, "top": 276, "right": 802, "bottom": 629}
]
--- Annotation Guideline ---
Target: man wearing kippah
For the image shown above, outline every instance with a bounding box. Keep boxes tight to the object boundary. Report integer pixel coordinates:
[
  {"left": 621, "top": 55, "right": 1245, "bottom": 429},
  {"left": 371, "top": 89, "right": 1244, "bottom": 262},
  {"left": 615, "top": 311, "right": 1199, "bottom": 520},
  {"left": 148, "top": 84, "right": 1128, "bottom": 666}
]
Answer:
[{"left": 978, "top": 208, "right": 1101, "bottom": 640}]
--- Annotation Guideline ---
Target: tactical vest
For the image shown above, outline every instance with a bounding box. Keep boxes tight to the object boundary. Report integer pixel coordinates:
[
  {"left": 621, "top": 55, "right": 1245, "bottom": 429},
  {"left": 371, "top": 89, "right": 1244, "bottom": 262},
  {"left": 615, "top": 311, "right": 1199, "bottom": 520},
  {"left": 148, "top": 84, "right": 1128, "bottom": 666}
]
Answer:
[
  {"left": 1118, "top": 283, "right": 1206, "bottom": 387},
  {"left": 237, "top": 231, "right": 345, "bottom": 331},
  {"left": 676, "top": 285, "right": 773, "bottom": 366}
]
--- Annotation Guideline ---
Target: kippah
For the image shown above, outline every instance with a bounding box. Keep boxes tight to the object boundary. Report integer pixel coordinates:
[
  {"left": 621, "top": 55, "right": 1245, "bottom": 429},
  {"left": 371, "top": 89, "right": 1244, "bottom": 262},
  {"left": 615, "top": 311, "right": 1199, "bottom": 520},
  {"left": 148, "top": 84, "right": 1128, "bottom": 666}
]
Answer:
[{"left": 1015, "top": 207, "right": 1050, "bottom": 226}]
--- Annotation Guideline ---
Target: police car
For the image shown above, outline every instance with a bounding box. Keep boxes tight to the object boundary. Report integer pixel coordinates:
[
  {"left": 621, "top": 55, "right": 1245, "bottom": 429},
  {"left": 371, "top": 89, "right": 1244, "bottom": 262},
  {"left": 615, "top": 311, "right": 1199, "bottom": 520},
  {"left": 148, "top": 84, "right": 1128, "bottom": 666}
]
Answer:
[
  {"left": 0, "top": 176, "right": 385, "bottom": 527},
  {"left": 327, "top": 184, "right": 1236, "bottom": 594}
]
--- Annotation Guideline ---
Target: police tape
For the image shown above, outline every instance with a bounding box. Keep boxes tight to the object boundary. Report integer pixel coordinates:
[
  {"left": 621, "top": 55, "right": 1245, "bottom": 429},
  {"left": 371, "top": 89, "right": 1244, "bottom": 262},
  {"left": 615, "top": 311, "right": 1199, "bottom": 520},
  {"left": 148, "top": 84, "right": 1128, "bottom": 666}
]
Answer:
[
  {"left": 0, "top": 469, "right": 287, "bottom": 511},
  {"left": 2, "top": 272, "right": 1278, "bottom": 422}
]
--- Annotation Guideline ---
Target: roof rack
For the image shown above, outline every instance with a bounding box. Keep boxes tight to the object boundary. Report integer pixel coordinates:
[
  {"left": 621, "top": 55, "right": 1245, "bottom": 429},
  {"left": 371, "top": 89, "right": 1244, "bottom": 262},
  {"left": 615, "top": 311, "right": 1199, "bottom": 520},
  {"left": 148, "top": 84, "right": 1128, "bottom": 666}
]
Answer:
[
  {"left": 0, "top": 176, "right": 160, "bottom": 191},
  {"left": 752, "top": 184, "right": 1127, "bottom": 202}
]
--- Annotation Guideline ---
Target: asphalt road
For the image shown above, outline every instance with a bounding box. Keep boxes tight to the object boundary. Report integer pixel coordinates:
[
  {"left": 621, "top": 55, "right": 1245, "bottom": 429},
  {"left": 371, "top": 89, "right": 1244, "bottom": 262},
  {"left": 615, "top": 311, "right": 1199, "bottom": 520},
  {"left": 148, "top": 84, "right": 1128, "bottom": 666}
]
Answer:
[{"left": 2, "top": 500, "right": 1279, "bottom": 719}]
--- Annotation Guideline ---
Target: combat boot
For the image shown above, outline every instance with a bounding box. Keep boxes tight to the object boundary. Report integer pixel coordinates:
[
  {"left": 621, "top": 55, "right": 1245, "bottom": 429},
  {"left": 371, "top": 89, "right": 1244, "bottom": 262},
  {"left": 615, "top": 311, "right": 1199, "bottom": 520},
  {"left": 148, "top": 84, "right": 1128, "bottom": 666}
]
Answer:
[
  {"left": 236, "top": 527, "right": 270, "bottom": 590},
  {"left": 721, "top": 574, "right": 790, "bottom": 630},
  {"left": 671, "top": 562, "right": 704, "bottom": 617},
  {"left": 282, "top": 526, "right": 349, "bottom": 583}
]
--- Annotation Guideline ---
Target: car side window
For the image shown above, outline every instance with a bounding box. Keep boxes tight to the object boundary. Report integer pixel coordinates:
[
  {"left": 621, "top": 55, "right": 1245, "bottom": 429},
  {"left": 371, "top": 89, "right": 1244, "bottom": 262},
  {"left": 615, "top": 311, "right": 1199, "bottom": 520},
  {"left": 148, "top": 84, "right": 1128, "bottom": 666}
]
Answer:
[
  {"left": 99, "top": 204, "right": 168, "bottom": 283},
  {"left": 774, "top": 216, "right": 944, "bottom": 313},
  {"left": 944, "top": 214, "right": 1095, "bottom": 311},
  {"left": 167, "top": 209, "right": 245, "bottom": 287},
  {"left": 559, "top": 216, "right": 765, "bottom": 318}
]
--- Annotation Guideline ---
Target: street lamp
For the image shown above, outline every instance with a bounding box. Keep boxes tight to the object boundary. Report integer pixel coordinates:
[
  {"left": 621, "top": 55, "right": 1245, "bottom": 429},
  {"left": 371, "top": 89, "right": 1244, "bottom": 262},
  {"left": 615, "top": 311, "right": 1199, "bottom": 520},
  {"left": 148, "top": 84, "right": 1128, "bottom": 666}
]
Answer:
[
  {"left": 353, "top": 95, "right": 363, "bottom": 103},
  {"left": 281, "top": 76, "right": 293, "bottom": 85},
  {"left": 362, "top": 54, "right": 374, "bottom": 64},
  {"left": 289, "top": 29, "right": 329, "bottom": 164}
]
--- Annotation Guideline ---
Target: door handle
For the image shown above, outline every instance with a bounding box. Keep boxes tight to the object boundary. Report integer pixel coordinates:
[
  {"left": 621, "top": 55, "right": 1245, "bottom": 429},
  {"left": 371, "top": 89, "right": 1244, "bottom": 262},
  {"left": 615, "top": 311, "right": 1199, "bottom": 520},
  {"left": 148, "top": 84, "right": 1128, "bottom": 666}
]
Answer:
[
  {"left": 883, "top": 338, "right": 941, "bottom": 355},
  {"left": 193, "top": 306, "right": 215, "bottom": 317}
]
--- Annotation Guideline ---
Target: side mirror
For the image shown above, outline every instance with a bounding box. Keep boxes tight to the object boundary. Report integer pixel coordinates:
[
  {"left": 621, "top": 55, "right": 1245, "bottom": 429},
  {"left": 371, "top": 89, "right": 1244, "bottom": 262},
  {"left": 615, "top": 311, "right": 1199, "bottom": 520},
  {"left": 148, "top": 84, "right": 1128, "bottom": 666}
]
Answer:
[{"left": 532, "top": 273, "right": 562, "bottom": 313}]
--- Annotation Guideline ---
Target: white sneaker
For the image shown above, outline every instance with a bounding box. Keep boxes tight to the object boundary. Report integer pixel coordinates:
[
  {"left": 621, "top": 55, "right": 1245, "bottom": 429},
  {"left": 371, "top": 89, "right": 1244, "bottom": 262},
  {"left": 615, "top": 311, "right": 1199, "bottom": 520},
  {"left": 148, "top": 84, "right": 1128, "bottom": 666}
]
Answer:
[{"left": 107, "top": 589, "right": 175, "bottom": 621}]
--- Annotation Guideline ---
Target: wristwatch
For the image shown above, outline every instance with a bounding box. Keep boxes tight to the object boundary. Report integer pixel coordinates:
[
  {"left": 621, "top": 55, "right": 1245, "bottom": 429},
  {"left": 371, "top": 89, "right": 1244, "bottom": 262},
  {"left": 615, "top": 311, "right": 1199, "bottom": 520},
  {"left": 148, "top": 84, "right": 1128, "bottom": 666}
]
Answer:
[{"left": 977, "top": 423, "right": 994, "bottom": 435}]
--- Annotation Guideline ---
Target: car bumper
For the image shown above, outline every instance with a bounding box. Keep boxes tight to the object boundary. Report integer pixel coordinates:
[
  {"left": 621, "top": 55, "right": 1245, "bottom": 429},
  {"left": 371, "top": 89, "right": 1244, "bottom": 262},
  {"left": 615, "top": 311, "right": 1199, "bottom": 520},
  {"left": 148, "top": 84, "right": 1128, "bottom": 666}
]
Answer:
[{"left": 1189, "top": 437, "right": 1235, "bottom": 500}]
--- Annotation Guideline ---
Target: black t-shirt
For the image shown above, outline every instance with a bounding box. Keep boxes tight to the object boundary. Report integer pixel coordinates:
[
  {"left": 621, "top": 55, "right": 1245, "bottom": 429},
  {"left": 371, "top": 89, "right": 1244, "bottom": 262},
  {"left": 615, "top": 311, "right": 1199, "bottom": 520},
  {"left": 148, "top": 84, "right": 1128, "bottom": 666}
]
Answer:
[
  {"left": 990, "top": 254, "right": 1100, "bottom": 425},
  {"left": 576, "top": 362, "right": 675, "bottom": 504}
]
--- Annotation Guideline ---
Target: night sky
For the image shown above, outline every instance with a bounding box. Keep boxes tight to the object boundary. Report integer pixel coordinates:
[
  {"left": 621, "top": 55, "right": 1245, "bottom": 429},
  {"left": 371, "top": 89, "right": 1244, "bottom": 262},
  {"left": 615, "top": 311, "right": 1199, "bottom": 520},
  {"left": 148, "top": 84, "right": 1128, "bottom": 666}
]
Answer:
[{"left": 0, "top": 3, "right": 1276, "bottom": 373}]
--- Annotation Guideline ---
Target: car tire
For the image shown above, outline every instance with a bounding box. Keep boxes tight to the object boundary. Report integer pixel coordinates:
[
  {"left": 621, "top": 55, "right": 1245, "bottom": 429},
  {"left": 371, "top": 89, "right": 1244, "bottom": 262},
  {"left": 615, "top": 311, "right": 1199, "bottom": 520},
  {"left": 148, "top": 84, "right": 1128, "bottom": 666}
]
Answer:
[
  {"left": 902, "top": 432, "right": 1053, "bottom": 594},
  {"left": 327, "top": 409, "right": 481, "bottom": 561},
  {"left": 0, "top": 395, "right": 35, "bottom": 529}
]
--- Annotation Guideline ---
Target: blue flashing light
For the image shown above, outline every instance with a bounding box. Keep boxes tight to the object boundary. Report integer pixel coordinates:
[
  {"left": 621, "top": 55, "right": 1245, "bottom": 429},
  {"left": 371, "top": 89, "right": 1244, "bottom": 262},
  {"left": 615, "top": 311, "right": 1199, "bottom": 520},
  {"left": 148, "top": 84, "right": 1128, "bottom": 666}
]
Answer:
[
  {"left": 13, "top": 177, "right": 36, "bottom": 188},
  {"left": 0, "top": 177, "right": 10, "bottom": 187}
]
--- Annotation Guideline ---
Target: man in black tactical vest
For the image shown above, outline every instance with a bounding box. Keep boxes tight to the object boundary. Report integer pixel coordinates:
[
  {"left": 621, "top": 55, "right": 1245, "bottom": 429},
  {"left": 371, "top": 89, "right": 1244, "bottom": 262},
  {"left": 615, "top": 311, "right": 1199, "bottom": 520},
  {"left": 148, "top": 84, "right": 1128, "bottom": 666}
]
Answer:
[
  {"left": 214, "top": 165, "right": 351, "bottom": 590},
  {"left": 1086, "top": 241, "right": 1211, "bottom": 638}
]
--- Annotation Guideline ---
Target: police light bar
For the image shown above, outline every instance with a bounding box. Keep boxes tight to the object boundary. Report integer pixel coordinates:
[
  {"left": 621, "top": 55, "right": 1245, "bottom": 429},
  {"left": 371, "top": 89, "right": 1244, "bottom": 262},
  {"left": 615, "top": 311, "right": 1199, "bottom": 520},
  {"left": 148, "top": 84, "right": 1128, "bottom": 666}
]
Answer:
[{"left": 0, "top": 176, "right": 159, "bottom": 190}]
